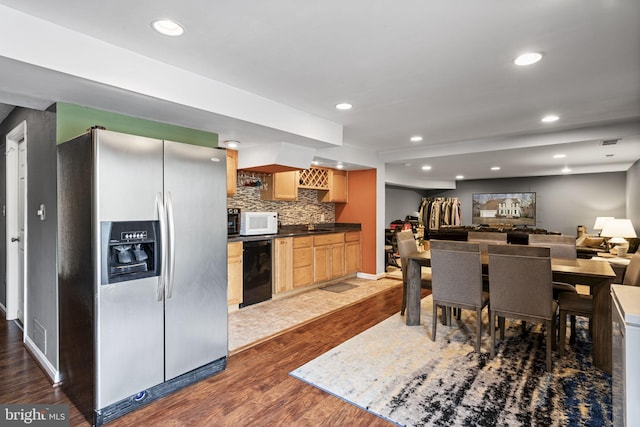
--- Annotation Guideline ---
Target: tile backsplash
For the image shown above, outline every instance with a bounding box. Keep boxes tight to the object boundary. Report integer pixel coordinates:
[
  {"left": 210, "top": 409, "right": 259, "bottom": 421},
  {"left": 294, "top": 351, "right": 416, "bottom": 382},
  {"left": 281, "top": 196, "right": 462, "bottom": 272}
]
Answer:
[{"left": 228, "top": 185, "right": 335, "bottom": 225}]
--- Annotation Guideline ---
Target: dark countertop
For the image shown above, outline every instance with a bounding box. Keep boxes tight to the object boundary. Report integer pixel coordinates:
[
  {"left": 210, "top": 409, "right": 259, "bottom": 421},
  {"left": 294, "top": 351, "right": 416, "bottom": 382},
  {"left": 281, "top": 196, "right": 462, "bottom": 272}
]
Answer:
[{"left": 228, "top": 223, "right": 361, "bottom": 243}]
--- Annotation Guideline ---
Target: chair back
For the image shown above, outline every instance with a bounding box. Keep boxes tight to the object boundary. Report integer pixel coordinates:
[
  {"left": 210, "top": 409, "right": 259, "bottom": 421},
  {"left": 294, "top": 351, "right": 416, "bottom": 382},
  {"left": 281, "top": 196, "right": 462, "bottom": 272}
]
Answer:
[
  {"left": 623, "top": 253, "right": 640, "bottom": 286},
  {"left": 430, "top": 240, "right": 483, "bottom": 305},
  {"left": 488, "top": 244, "right": 554, "bottom": 319},
  {"left": 528, "top": 234, "right": 577, "bottom": 259},
  {"left": 467, "top": 231, "right": 508, "bottom": 253},
  {"left": 396, "top": 230, "right": 418, "bottom": 284}
]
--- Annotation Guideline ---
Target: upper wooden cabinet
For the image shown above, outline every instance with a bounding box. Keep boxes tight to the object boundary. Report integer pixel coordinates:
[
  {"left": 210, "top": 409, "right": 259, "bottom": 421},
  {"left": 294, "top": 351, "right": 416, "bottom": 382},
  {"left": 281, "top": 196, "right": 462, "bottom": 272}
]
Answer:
[
  {"left": 226, "top": 149, "right": 238, "bottom": 196},
  {"left": 319, "top": 169, "right": 348, "bottom": 203},
  {"left": 260, "top": 170, "right": 298, "bottom": 201}
]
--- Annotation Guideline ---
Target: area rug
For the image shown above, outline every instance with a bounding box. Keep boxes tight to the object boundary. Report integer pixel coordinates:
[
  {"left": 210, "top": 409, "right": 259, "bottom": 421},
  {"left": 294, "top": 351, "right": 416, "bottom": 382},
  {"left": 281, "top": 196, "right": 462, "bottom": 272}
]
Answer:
[
  {"left": 319, "top": 282, "right": 358, "bottom": 293},
  {"left": 290, "top": 296, "right": 612, "bottom": 426}
]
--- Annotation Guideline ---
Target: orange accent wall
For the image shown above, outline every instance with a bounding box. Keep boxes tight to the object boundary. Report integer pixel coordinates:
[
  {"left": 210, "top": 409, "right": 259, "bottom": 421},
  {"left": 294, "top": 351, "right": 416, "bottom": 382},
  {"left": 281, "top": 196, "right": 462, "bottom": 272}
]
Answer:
[{"left": 336, "top": 169, "right": 377, "bottom": 274}]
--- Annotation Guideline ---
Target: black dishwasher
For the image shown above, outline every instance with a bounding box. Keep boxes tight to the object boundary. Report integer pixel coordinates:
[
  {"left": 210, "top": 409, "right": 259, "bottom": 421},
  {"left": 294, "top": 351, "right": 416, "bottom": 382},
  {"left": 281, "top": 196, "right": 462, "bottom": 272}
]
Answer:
[{"left": 240, "top": 240, "right": 272, "bottom": 308}]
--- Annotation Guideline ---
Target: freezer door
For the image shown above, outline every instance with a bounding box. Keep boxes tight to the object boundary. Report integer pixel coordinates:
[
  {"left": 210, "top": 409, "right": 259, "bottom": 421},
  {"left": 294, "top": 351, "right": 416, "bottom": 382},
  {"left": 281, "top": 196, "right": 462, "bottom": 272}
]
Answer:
[
  {"left": 163, "top": 141, "right": 228, "bottom": 380},
  {"left": 96, "top": 130, "right": 164, "bottom": 221},
  {"left": 95, "top": 130, "right": 165, "bottom": 407}
]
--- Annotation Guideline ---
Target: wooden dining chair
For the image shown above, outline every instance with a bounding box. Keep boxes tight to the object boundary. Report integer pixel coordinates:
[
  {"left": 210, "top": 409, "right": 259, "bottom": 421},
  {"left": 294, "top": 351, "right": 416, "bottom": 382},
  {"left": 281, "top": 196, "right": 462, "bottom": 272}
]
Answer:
[
  {"left": 396, "top": 231, "right": 432, "bottom": 316},
  {"left": 430, "top": 240, "right": 489, "bottom": 352},
  {"left": 488, "top": 244, "right": 557, "bottom": 371}
]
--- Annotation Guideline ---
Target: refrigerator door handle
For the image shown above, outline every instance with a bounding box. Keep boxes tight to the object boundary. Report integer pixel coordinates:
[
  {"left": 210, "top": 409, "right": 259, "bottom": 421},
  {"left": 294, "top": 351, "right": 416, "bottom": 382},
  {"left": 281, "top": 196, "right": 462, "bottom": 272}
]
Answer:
[
  {"left": 156, "top": 192, "right": 168, "bottom": 301},
  {"left": 166, "top": 191, "right": 176, "bottom": 299}
]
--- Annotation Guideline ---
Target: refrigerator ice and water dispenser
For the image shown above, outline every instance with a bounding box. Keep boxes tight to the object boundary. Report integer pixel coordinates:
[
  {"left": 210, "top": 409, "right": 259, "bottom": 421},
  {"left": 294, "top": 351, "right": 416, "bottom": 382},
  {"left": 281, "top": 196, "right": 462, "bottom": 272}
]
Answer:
[{"left": 101, "top": 221, "right": 160, "bottom": 284}]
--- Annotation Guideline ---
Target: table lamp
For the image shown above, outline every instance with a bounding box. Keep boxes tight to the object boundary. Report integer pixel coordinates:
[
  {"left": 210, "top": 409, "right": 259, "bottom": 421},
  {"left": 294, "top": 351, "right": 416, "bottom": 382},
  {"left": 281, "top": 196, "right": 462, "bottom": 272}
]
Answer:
[
  {"left": 593, "top": 216, "right": 615, "bottom": 236},
  {"left": 600, "top": 219, "right": 637, "bottom": 256}
]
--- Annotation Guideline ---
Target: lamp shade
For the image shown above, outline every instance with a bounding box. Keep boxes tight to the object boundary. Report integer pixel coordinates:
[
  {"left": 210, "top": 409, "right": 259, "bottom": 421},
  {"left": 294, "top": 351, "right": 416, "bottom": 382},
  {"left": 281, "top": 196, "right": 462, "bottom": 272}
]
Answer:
[
  {"left": 593, "top": 216, "right": 615, "bottom": 231},
  {"left": 600, "top": 219, "right": 637, "bottom": 239}
]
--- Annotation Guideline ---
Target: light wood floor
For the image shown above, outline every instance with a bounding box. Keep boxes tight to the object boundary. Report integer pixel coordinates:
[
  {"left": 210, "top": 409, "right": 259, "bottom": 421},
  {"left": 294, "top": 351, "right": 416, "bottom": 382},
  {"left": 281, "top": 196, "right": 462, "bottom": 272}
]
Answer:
[{"left": 1, "top": 283, "right": 425, "bottom": 426}]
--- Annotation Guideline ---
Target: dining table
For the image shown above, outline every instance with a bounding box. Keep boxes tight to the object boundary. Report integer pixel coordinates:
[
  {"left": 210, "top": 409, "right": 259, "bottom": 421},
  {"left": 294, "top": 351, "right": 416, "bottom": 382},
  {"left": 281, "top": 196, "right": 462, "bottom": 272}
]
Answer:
[{"left": 406, "top": 250, "right": 617, "bottom": 373}]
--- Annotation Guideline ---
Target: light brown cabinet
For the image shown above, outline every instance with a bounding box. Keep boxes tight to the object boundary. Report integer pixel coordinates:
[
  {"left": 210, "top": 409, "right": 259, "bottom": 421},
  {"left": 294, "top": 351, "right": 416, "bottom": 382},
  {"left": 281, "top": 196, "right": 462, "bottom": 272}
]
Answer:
[
  {"left": 345, "top": 231, "right": 361, "bottom": 274},
  {"left": 260, "top": 170, "right": 298, "bottom": 201},
  {"left": 319, "top": 169, "right": 348, "bottom": 203},
  {"left": 292, "top": 236, "right": 313, "bottom": 288},
  {"left": 226, "top": 149, "right": 238, "bottom": 196},
  {"left": 313, "top": 233, "right": 346, "bottom": 283},
  {"left": 273, "top": 231, "right": 359, "bottom": 295},
  {"left": 227, "top": 241, "right": 243, "bottom": 306},
  {"left": 273, "top": 237, "right": 293, "bottom": 293}
]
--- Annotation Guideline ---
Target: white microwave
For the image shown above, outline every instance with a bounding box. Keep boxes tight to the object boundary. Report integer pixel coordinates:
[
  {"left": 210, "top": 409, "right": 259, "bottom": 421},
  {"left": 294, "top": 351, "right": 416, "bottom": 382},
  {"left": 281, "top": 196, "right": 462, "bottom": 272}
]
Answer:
[{"left": 240, "top": 212, "right": 278, "bottom": 236}]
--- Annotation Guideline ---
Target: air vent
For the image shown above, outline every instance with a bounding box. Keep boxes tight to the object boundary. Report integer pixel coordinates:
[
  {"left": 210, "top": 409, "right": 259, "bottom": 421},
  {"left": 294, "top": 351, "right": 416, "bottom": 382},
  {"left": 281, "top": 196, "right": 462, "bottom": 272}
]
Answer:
[{"left": 601, "top": 138, "right": 621, "bottom": 146}]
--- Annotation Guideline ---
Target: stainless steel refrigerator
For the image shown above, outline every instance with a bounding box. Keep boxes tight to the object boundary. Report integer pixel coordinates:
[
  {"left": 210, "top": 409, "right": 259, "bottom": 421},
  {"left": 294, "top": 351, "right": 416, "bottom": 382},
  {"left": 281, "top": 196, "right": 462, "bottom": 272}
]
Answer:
[{"left": 57, "top": 129, "right": 227, "bottom": 426}]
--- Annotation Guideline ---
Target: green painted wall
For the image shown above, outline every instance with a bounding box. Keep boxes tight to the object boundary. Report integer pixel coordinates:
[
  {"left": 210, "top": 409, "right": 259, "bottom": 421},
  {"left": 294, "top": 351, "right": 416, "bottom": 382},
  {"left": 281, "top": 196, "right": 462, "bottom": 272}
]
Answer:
[{"left": 55, "top": 103, "right": 218, "bottom": 147}]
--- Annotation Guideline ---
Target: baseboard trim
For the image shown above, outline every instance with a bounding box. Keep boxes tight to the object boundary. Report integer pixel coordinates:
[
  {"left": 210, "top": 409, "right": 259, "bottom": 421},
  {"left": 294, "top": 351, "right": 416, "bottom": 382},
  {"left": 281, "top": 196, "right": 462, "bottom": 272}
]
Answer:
[
  {"left": 357, "top": 272, "right": 387, "bottom": 280},
  {"left": 24, "top": 334, "right": 61, "bottom": 384}
]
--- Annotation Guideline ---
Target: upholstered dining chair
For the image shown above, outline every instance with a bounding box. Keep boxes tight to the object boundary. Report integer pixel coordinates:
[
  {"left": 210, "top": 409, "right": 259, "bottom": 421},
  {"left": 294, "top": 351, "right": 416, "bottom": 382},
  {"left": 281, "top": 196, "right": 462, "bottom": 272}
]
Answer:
[
  {"left": 488, "top": 244, "right": 557, "bottom": 371},
  {"left": 396, "top": 230, "right": 433, "bottom": 316},
  {"left": 467, "top": 231, "right": 508, "bottom": 253},
  {"left": 430, "top": 240, "right": 489, "bottom": 352},
  {"left": 621, "top": 252, "right": 640, "bottom": 286},
  {"left": 528, "top": 234, "right": 580, "bottom": 293},
  {"left": 557, "top": 292, "right": 593, "bottom": 356}
]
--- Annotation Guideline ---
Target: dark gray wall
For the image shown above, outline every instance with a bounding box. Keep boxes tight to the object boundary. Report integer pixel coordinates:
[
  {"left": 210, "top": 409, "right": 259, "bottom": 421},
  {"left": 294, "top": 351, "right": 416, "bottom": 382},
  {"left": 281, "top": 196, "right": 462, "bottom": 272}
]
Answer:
[
  {"left": 425, "top": 173, "right": 627, "bottom": 235},
  {"left": 627, "top": 159, "right": 640, "bottom": 236},
  {"left": 384, "top": 185, "right": 428, "bottom": 226},
  {"left": 0, "top": 138, "right": 5, "bottom": 309},
  {"left": 0, "top": 107, "right": 58, "bottom": 368}
]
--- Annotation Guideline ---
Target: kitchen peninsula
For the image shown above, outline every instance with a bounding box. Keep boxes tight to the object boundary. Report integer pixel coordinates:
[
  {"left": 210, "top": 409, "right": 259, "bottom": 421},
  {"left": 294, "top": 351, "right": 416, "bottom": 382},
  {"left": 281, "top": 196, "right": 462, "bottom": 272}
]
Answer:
[{"left": 227, "top": 223, "right": 362, "bottom": 309}]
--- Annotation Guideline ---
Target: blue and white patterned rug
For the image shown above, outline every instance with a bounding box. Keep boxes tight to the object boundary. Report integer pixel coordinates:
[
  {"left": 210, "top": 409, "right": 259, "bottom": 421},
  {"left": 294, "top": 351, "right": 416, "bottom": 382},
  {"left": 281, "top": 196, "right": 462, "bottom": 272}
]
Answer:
[{"left": 290, "top": 296, "right": 611, "bottom": 426}]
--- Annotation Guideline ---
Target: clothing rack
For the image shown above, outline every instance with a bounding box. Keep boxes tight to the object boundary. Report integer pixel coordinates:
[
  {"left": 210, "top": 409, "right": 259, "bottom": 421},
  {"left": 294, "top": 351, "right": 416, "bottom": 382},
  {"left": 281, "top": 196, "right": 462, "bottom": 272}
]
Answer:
[{"left": 418, "top": 197, "right": 461, "bottom": 232}]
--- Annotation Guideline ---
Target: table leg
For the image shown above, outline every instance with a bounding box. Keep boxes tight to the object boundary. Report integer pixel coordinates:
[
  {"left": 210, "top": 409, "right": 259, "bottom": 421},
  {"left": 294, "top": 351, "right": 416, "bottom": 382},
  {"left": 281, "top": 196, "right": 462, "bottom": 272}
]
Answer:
[
  {"left": 591, "top": 279, "right": 613, "bottom": 374},
  {"left": 406, "top": 258, "right": 421, "bottom": 326}
]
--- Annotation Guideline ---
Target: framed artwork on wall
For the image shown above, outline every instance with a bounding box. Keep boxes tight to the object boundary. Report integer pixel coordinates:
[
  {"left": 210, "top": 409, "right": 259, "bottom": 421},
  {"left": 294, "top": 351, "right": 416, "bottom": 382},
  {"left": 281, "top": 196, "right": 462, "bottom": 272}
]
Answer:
[{"left": 472, "top": 192, "right": 536, "bottom": 226}]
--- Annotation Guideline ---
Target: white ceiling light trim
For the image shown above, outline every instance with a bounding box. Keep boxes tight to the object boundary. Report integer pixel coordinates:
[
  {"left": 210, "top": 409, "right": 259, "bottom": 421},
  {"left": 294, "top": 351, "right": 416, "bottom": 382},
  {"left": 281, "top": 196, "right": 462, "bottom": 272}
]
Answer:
[
  {"left": 151, "top": 19, "right": 184, "bottom": 36},
  {"left": 514, "top": 52, "right": 543, "bottom": 66},
  {"left": 541, "top": 114, "right": 560, "bottom": 123},
  {"left": 335, "top": 103, "right": 352, "bottom": 110},
  {"left": 421, "top": 165, "right": 432, "bottom": 171},
  {"left": 410, "top": 135, "right": 423, "bottom": 142}
]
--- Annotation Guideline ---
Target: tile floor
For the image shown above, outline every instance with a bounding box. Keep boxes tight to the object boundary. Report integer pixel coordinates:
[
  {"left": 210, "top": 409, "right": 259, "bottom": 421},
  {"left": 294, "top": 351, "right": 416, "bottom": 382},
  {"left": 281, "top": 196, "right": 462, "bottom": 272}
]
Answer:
[{"left": 228, "top": 274, "right": 403, "bottom": 354}]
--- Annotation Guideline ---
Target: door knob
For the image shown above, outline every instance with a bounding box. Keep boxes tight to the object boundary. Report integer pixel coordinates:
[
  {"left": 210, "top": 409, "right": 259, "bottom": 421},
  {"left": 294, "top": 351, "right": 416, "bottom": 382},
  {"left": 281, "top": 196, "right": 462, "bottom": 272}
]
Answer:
[{"left": 11, "top": 237, "right": 19, "bottom": 242}]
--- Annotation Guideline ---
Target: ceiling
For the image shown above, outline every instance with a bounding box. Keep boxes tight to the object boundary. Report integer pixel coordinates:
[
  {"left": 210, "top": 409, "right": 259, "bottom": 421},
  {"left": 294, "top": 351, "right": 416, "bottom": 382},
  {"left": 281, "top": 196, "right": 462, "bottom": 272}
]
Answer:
[{"left": 0, "top": 1, "right": 639, "bottom": 188}]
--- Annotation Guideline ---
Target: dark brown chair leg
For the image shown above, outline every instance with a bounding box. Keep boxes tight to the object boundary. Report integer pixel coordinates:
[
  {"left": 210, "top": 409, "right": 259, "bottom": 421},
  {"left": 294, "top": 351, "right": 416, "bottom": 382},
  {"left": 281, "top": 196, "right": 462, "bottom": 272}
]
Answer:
[{"left": 431, "top": 301, "right": 438, "bottom": 342}]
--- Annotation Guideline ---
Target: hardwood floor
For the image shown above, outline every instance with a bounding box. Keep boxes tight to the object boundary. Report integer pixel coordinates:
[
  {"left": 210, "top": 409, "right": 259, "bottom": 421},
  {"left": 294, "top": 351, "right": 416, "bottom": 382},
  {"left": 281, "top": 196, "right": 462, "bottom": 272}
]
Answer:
[{"left": 1, "top": 284, "right": 424, "bottom": 426}]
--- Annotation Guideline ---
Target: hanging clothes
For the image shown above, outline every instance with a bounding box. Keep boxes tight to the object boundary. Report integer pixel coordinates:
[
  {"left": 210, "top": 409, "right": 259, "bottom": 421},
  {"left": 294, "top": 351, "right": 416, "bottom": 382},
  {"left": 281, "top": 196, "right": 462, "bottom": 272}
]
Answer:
[{"left": 418, "top": 197, "right": 461, "bottom": 232}]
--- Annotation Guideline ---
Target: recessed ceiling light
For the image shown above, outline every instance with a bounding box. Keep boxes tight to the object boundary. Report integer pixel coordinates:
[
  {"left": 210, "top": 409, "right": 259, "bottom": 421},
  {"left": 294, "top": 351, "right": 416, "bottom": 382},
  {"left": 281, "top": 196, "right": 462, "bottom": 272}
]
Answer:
[
  {"left": 312, "top": 160, "right": 320, "bottom": 165},
  {"left": 223, "top": 140, "right": 240, "bottom": 149},
  {"left": 410, "top": 135, "right": 423, "bottom": 142},
  {"left": 151, "top": 19, "right": 184, "bottom": 36},
  {"left": 456, "top": 175, "right": 464, "bottom": 180},
  {"left": 541, "top": 114, "right": 559, "bottom": 123},
  {"left": 336, "top": 163, "right": 344, "bottom": 169},
  {"left": 421, "top": 165, "right": 432, "bottom": 171},
  {"left": 514, "top": 52, "right": 543, "bottom": 66},
  {"left": 491, "top": 166, "right": 501, "bottom": 171},
  {"left": 553, "top": 154, "right": 566, "bottom": 159},
  {"left": 562, "top": 167, "right": 572, "bottom": 173},
  {"left": 335, "top": 103, "right": 352, "bottom": 110}
]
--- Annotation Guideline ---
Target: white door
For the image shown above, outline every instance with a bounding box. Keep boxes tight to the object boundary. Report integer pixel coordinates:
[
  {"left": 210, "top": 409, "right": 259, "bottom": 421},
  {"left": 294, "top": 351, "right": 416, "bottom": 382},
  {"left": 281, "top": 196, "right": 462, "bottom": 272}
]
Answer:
[
  {"left": 17, "top": 139, "right": 25, "bottom": 323},
  {"left": 5, "top": 121, "right": 26, "bottom": 325}
]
